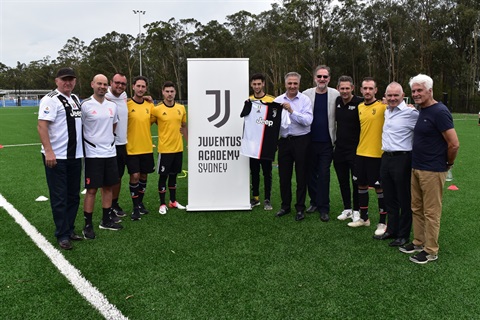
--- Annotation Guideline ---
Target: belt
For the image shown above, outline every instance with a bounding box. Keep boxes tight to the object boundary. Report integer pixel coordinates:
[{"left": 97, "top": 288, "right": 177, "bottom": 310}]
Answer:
[
  {"left": 383, "top": 151, "right": 411, "bottom": 156},
  {"left": 281, "top": 135, "right": 302, "bottom": 140},
  {"left": 281, "top": 133, "right": 308, "bottom": 140}
]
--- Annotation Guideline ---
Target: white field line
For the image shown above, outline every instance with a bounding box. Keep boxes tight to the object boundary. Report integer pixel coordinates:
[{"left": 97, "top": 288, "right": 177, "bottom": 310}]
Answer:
[
  {"left": 1, "top": 136, "right": 159, "bottom": 148},
  {"left": 1, "top": 143, "right": 41, "bottom": 147},
  {"left": 0, "top": 194, "right": 128, "bottom": 320}
]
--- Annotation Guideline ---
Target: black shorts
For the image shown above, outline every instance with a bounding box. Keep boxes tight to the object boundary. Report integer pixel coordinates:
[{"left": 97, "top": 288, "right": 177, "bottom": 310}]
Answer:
[
  {"left": 126, "top": 153, "right": 155, "bottom": 175},
  {"left": 115, "top": 144, "right": 127, "bottom": 178},
  {"left": 156, "top": 152, "right": 183, "bottom": 175},
  {"left": 353, "top": 155, "right": 382, "bottom": 187},
  {"left": 84, "top": 157, "right": 119, "bottom": 189}
]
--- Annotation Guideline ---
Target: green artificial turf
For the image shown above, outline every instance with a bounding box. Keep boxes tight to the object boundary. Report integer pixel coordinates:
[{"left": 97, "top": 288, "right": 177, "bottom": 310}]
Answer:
[{"left": 0, "top": 107, "right": 479, "bottom": 319}]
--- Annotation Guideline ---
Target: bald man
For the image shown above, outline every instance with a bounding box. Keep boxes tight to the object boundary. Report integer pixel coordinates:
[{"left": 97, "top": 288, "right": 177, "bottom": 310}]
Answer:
[
  {"left": 81, "top": 74, "right": 123, "bottom": 240},
  {"left": 374, "top": 82, "right": 418, "bottom": 247}
]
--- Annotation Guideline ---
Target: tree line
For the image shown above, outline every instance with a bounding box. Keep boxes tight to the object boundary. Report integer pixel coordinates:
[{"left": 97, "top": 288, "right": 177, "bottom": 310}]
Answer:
[{"left": 1, "top": 0, "right": 479, "bottom": 112}]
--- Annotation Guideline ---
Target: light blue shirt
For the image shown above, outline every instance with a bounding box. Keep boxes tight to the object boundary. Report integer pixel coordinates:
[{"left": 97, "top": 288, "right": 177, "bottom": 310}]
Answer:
[
  {"left": 382, "top": 101, "right": 419, "bottom": 152},
  {"left": 274, "top": 91, "right": 313, "bottom": 137}
]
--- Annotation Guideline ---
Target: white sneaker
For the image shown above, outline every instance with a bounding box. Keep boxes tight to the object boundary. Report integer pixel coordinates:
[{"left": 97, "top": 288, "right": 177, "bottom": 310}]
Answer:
[
  {"left": 374, "top": 223, "right": 387, "bottom": 236},
  {"left": 169, "top": 200, "right": 186, "bottom": 209},
  {"left": 351, "top": 210, "right": 360, "bottom": 222},
  {"left": 348, "top": 219, "right": 371, "bottom": 227},
  {"left": 159, "top": 204, "right": 168, "bottom": 215},
  {"left": 337, "top": 209, "right": 352, "bottom": 220}
]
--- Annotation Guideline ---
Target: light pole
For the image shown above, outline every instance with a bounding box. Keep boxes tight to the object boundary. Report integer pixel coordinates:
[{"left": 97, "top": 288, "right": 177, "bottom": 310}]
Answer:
[{"left": 133, "top": 10, "right": 146, "bottom": 76}]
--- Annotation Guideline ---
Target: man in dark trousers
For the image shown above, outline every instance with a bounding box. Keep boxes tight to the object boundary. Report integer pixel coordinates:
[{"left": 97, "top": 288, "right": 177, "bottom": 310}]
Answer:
[
  {"left": 37, "top": 67, "right": 84, "bottom": 250},
  {"left": 333, "top": 76, "right": 363, "bottom": 222},
  {"left": 374, "top": 82, "right": 418, "bottom": 247},
  {"left": 274, "top": 72, "right": 313, "bottom": 221},
  {"left": 302, "top": 65, "right": 339, "bottom": 222}
]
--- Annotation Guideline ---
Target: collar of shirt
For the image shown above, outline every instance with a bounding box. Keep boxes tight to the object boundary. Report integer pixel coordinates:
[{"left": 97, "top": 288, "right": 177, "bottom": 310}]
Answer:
[
  {"left": 281, "top": 91, "right": 302, "bottom": 102},
  {"left": 388, "top": 100, "right": 407, "bottom": 113}
]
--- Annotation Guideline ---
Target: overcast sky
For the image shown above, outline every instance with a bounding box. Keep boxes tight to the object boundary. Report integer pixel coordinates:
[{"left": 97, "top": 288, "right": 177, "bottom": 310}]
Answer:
[{"left": 0, "top": 0, "right": 277, "bottom": 68}]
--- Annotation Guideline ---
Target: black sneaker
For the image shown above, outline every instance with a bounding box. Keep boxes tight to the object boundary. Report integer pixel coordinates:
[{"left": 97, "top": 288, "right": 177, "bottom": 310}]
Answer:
[
  {"left": 109, "top": 211, "right": 122, "bottom": 224},
  {"left": 399, "top": 242, "right": 424, "bottom": 254},
  {"left": 111, "top": 206, "right": 127, "bottom": 218},
  {"left": 99, "top": 220, "right": 123, "bottom": 231},
  {"left": 82, "top": 225, "right": 96, "bottom": 240},
  {"left": 250, "top": 198, "right": 260, "bottom": 208},
  {"left": 409, "top": 250, "right": 438, "bottom": 264},
  {"left": 264, "top": 199, "right": 273, "bottom": 211},
  {"left": 70, "top": 232, "right": 83, "bottom": 241},
  {"left": 131, "top": 208, "right": 141, "bottom": 221},
  {"left": 139, "top": 203, "right": 150, "bottom": 215}
]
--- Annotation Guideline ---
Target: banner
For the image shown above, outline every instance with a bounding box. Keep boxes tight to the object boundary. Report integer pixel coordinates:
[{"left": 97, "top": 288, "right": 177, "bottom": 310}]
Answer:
[{"left": 187, "top": 58, "right": 250, "bottom": 211}]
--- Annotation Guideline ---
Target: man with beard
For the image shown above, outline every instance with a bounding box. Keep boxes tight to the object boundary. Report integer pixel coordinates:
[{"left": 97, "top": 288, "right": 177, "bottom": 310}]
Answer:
[
  {"left": 302, "top": 65, "right": 340, "bottom": 222},
  {"left": 348, "top": 77, "right": 388, "bottom": 238}
]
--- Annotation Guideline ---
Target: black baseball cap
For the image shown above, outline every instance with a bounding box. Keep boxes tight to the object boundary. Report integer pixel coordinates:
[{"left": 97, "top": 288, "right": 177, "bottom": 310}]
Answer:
[{"left": 56, "top": 67, "right": 76, "bottom": 79}]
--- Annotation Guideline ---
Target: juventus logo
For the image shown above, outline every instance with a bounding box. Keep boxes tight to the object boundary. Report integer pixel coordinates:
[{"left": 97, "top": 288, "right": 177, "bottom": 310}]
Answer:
[{"left": 206, "top": 90, "right": 230, "bottom": 128}]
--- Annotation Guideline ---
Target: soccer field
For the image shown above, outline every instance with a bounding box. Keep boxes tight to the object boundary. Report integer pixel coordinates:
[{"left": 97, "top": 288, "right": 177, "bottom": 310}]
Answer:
[{"left": 1, "top": 107, "right": 479, "bottom": 319}]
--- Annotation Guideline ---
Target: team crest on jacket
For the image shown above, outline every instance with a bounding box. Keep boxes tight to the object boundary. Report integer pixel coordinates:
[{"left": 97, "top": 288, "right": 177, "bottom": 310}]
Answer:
[
  {"left": 372, "top": 108, "right": 376, "bottom": 115},
  {"left": 272, "top": 109, "right": 277, "bottom": 118}
]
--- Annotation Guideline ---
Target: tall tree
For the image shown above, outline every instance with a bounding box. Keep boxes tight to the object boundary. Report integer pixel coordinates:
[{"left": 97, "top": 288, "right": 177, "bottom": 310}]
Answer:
[
  {"left": 87, "top": 32, "right": 136, "bottom": 83},
  {"left": 57, "top": 37, "right": 88, "bottom": 96},
  {"left": 144, "top": 18, "right": 197, "bottom": 99}
]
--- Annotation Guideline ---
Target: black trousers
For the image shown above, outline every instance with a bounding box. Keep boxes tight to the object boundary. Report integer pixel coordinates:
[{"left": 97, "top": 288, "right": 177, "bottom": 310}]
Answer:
[
  {"left": 380, "top": 152, "right": 412, "bottom": 239},
  {"left": 250, "top": 158, "right": 272, "bottom": 200},
  {"left": 278, "top": 134, "right": 310, "bottom": 212},
  {"left": 43, "top": 156, "right": 82, "bottom": 241},
  {"left": 333, "top": 155, "right": 359, "bottom": 211},
  {"left": 307, "top": 141, "right": 333, "bottom": 213}
]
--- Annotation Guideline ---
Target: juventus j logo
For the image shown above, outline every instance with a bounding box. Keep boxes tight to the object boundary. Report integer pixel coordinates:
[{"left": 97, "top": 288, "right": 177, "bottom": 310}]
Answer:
[{"left": 206, "top": 90, "right": 230, "bottom": 128}]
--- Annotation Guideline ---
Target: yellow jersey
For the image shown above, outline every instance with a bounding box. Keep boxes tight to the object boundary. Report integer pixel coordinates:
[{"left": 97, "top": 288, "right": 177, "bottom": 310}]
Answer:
[
  {"left": 249, "top": 93, "right": 275, "bottom": 103},
  {"left": 356, "top": 100, "right": 386, "bottom": 158},
  {"left": 152, "top": 101, "right": 187, "bottom": 153},
  {"left": 126, "top": 99, "right": 155, "bottom": 155}
]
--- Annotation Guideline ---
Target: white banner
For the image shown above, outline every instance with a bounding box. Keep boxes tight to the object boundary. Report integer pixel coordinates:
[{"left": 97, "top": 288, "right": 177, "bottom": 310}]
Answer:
[{"left": 187, "top": 58, "right": 250, "bottom": 211}]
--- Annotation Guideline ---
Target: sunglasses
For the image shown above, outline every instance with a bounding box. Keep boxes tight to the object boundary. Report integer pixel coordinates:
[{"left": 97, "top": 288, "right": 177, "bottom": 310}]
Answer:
[{"left": 316, "top": 75, "right": 329, "bottom": 79}]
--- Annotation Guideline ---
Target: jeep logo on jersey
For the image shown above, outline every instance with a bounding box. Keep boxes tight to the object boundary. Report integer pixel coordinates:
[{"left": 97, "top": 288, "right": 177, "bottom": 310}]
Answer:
[
  {"left": 206, "top": 90, "right": 230, "bottom": 128},
  {"left": 70, "top": 110, "right": 82, "bottom": 118},
  {"left": 256, "top": 118, "right": 274, "bottom": 127}
]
